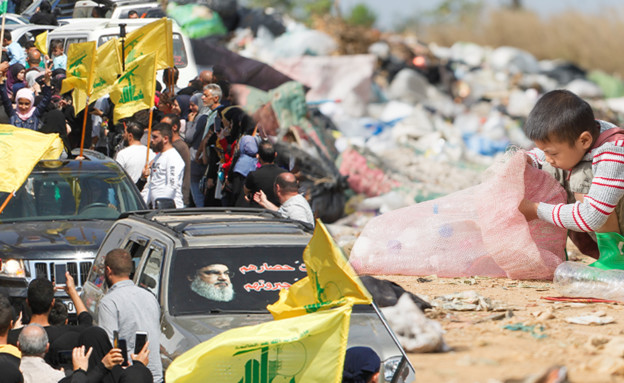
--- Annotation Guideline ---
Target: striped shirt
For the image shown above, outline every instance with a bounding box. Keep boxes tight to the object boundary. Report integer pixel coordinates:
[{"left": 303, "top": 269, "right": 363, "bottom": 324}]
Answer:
[{"left": 528, "top": 120, "right": 624, "bottom": 232}]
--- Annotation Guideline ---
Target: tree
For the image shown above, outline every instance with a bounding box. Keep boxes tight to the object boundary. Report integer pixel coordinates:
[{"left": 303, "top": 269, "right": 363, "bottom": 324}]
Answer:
[{"left": 346, "top": 3, "right": 376, "bottom": 28}]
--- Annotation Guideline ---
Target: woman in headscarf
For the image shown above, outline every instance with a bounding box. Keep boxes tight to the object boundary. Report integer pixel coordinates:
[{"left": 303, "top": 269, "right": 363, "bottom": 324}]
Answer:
[
  {"left": 225, "top": 134, "right": 258, "bottom": 207},
  {"left": 183, "top": 92, "right": 202, "bottom": 148},
  {"left": 172, "top": 93, "right": 191, "bottom": 138},
  {"left": 0, "top": 67, "right": 52, "bottom": 131},
  {"left": 6, "top": 63, "right": 26, "bottom": 99},
  {"left": 342, "top": 346, "right": 381, "bottom": 383}
]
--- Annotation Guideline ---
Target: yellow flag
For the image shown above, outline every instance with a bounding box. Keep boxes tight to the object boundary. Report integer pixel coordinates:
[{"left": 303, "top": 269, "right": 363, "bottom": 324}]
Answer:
[
  {"left": 124, "top": 17, "right": 173, "bottom": 70},
  {"left": 166, "top": 303, "right": 352, "bottom": 383},
  {"left": 109, "top": 52, "right": 156, "bottom": 122},
  {"left": 60, "top": 41, "right": 96, "bottom": 113},
  {"left": 91, "top": 38, "right": 123, "bottom": 101},
  {"left": 0, "top": 125, "right": 63, "bottom": 193},
  {"left": 267, "top": 220, "right": 372, "bottom": 320},
  {"left": 35, "top": 31, "right": 47, "bottom": 56}
]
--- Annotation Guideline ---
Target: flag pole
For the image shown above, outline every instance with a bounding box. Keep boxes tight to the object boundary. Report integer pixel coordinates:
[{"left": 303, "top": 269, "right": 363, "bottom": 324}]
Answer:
[
  {"left": 0, "top": 190, "right": 14, "bottom": 215},
  {"left": 145, "top": 54, "right": 157, "bottom": 171},
  {"left": 145, "top": 108, "right": 153, "bottom": 170},
  {"left": 0, "top": 6, "right": 6, "bottom": 50},
  {"left": 78, "top": 95, "right": 89, "bottom": 158}
]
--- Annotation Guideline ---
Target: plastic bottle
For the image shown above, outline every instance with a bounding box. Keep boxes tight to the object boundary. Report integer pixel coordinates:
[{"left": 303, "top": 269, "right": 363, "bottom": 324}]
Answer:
[{"left": 553, "top": 261, "right": 624, "bottom": 301}]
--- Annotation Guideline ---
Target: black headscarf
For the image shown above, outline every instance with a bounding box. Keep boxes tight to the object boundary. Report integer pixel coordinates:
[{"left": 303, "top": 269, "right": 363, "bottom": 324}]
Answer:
[
  {"left": 78, "top": 326, "right": 122, "bottom": 383},
  {"left": 342, "top": 347, "right": 381, "bottom": 383}
]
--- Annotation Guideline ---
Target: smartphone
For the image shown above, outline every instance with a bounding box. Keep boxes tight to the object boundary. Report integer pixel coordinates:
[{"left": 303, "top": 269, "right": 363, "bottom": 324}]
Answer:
[
  {"left": 54, "top": 264, "right": 67, "bottom": 287},
  {"left": 134, "top": 331, "right": 147, "bottom": 354},
  {"left": 58, "top": 350, "right": 73, "bottom": 365},
  {"left": 117, "top": 338, "right": 129, "bottom": 366},
  {"left": 113, "top": 330, "right": 119, "bottom": 348}
]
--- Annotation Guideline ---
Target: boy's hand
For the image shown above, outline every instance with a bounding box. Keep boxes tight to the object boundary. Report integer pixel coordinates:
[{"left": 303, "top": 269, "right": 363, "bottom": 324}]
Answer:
[{"left": 519, "top": 198, "right": 538, "bottom": 221}]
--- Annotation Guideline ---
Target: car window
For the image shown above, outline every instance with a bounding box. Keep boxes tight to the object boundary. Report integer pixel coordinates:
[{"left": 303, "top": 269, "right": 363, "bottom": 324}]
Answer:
[
  {"left": 0, "top": 168, "right": 143, "bottom": 222},
  {"left": 169, "top": 246, "right": 307, "bottom": 316},
  {"left": 124, "top": 235, "right": 149, "bottom": 279},
  {"left": 137, "top": 241, "right": 165, "bottom": 297},
  {"left": 66, "top": 37, "right": 87, "bottom": 52},
  {"left": 86, "top": 226, "right": 140, "bottom": 290}
]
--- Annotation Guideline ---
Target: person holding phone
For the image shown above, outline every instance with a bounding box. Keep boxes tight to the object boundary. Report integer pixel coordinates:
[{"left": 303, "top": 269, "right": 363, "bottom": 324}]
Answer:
[{"left": 97, "top": 249, "right": 162, "bottom": 383}]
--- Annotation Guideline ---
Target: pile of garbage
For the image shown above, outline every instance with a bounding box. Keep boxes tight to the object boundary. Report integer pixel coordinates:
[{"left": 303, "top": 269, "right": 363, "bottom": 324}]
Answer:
[{"left": 168, "top": 1, "right": 624, "bottom": 230}]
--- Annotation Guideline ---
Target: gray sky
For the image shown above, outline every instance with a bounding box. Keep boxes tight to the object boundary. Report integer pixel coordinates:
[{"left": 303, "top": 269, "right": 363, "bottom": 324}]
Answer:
[{"left": 339, "top": 0, "right": 624, "bottom": 31}]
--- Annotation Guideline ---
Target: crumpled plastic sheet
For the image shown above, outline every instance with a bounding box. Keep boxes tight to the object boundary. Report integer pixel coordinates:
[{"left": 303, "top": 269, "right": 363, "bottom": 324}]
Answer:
[{"left": 349, "top": 151, "right": 568, "bottom": 280}]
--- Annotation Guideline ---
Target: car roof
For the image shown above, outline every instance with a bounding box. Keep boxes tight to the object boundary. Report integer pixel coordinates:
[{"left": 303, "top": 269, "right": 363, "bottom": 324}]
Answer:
[
  {"left": 118, "top": 208, "right": 314, "bottom": 247},
  {"left": 33, "top": 149, "right": 123, "bottom": 172}
]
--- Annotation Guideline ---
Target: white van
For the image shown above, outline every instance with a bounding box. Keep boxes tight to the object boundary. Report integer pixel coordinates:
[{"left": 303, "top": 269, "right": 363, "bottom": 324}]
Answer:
[{"left": 46, "top": 17, "right": 198, "bottom": 88}]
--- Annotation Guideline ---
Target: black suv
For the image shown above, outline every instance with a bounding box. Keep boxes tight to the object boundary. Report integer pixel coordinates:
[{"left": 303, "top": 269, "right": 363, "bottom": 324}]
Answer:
[
  {"left": 0, "top": 150, "right": 146, "bottom": 312},
  {"left": 82, "top": 208, "right": 415, "bottom": 382}
]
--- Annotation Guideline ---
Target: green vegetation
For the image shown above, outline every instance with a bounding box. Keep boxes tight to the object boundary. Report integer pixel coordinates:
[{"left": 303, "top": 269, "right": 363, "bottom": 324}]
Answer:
[{"left": 346, "top": 4, "right": 376, "bottom": 28}]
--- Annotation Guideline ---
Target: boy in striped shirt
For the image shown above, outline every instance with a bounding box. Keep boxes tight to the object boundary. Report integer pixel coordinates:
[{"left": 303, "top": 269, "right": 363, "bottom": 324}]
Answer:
[{"left": 519, "top": 89, "right": 624, "bottom": 262}]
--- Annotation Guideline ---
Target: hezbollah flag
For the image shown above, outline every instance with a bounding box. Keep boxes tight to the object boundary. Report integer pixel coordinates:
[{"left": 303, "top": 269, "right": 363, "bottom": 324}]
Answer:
[
  {"left": 35, "top": 30, "right": 47, "bottom": 56},
  {"left": 91, "top": 38, "right": 123, "bottom": 101},
  {"left": 0, "top": 125, "right": 63, "bottom": 193},
  {"left": 0, "top": 1, "right": 6, "bottom": 14},
  {"left": 166, "top": 304, "right": 352, "bottom": 383},
  {"left": 60, "top": 41, "right": 96, "bottom": 113},
  {"left": 124, "top": 17, "right": 173, "bottom": 70},
  {"left": 267, "top": 220, "right": 372, "bottom": 320},
  {"left": 109, "top": 52, "right": 156, "bottom": 122}
]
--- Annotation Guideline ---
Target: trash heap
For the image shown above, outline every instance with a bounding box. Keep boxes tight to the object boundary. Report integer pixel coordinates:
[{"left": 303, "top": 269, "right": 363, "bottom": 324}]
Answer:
[{"left": 171, "top": 1, "right": 624, "bottom": 233}]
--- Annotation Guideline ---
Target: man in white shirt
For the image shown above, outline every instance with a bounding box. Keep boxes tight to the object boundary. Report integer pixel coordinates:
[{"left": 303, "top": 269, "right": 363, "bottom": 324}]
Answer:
[
  {"left": 253, "top": 172, "right": 315, "bottom": 227},
  {"left": 115, "top": 121, "right": 155, "bottom": 184},
  {"left": 141, "top": 122, "right": 185, "bottom": 208}
]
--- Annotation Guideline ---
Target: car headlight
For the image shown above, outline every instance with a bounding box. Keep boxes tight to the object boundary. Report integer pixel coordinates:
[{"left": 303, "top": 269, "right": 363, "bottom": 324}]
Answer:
[
  {"left": 0, "top": 259, "right": 26, "bottom": 277},
  {"left": 383, "top": 356, "right": 407, "bottom": 382}
]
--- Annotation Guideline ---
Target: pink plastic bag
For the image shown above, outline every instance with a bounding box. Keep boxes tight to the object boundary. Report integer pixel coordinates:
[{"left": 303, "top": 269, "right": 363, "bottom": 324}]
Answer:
[{"left": 349, "top": 152, "right": 568, "bottom": 280}]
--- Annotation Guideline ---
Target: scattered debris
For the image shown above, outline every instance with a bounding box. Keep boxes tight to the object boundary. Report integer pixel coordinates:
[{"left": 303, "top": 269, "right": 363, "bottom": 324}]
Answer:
[
  {"left": 431, "top": 290, "right": 517, "bottom": 312},
  {"left": 503, "top": 323, "right": 548, "bottom": 339},
  {"left": 381, "top": 294, "right": 449, "bottom": 353},
  {"left": 565, "top": 311, "right": 615, "bottom": 325}
]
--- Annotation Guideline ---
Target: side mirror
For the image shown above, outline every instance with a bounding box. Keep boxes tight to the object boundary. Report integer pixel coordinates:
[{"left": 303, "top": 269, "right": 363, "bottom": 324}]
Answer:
[{"left": 153, "top": 198, "right": 176, "bottom": 210}]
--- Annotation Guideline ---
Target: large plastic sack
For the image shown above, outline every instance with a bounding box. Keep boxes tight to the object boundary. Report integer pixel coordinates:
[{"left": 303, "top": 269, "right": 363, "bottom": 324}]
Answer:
[{"left": 349, "top": 151, "right": 568, "bottom": 280}]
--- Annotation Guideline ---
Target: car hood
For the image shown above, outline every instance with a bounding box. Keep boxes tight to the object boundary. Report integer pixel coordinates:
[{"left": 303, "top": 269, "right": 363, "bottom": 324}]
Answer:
[
  {"left": 161, "top": 309, "right": 407, "bottom": 368},
  {"left": 0, "top": 220, "right": 111, "bottom": 259}
]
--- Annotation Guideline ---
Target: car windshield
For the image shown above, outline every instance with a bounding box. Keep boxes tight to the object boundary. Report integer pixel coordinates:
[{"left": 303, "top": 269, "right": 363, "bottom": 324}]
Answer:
[
  {"left": 169, "top": 246, "right": 308, "bottom": 316},
  {"left": 0, "top": 167, "right": 143, "bottom": 222}
]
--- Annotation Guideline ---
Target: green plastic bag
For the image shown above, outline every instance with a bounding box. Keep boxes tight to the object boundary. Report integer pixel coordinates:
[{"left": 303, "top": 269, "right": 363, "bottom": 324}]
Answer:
[{"left": 167, "top": 3, "right": 227, "bottom": 39}]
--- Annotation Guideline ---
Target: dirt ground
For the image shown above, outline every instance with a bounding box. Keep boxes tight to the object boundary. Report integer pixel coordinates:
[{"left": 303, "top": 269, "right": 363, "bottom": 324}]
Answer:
[{"left": 377, "top": 242, "right": 624, "bottom": 383}]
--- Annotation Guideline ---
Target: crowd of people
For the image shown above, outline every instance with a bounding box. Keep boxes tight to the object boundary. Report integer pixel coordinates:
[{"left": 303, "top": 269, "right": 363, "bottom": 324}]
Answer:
[
  {"left": 0, "top": 25, "right": 315, "bottom": 226},
  {"left": 0, "top": 249, "right": 155, "bottom": 383}
]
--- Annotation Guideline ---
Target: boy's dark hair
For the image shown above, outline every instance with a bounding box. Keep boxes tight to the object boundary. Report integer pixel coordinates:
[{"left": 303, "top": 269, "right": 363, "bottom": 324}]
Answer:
[
  {"left": 258, "top": 140, "right": 276, "bottom": 163},
  {"left": 0, "top": 294, "right": 13, "bottom": 336},
  {"left": 524, "top": 89, "right": 599, "bottom": 146},
  {"left": 128, "top": 10, "right": 138, "bottom": 17},
  {"left": 27, "top": 278, "right": 54, "bottom": 315},
  {"left": 152, "top": 122, "right": 173, "bottom": 140},
  {"left": 3, "top": 31, "right": 11, "bottom": 42},
  {"left": 51, "top": 40, "right": 63, "bottom": 52},
  {"left": 49, "top": 301, "right": 68, "bottom": 326},
  {"left": 105, "top": 249, "right": 133, "bottom": 277}
]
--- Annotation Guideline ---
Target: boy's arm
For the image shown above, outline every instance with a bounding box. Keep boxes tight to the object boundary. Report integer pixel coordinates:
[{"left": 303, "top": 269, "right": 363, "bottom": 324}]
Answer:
[{"left": 535, "top": 144, "right": 624, "bottom": 232}]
